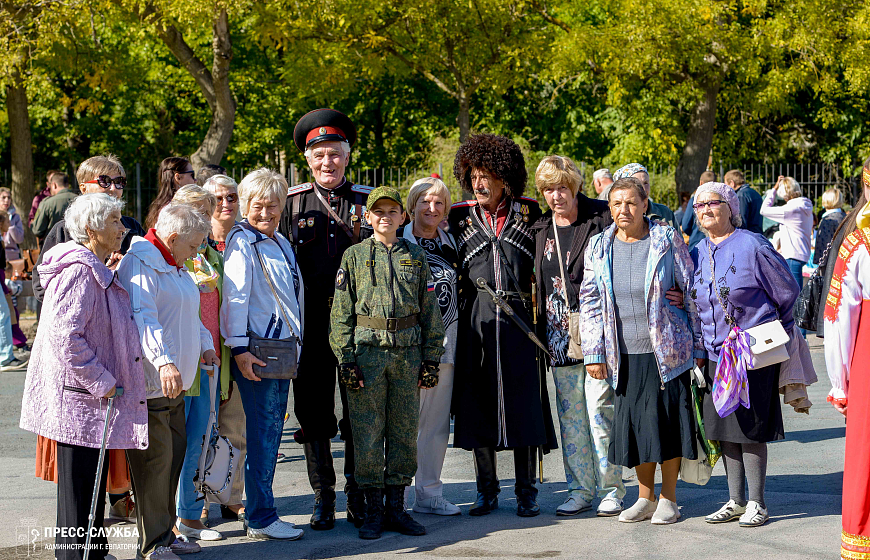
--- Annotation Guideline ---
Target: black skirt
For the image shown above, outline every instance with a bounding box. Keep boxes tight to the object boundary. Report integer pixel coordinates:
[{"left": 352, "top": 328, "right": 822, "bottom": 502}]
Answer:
[
  {"left": 700, "top": 361, "right": 784, "bottom": 444},
  {"left": 609, "top": 353, "right": 696, "bottom": 468}
]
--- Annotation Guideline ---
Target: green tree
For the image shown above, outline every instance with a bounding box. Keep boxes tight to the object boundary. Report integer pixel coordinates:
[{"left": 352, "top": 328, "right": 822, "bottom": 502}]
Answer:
[{"left": 275, "top": 0, "right": 556, "bottom": 142}]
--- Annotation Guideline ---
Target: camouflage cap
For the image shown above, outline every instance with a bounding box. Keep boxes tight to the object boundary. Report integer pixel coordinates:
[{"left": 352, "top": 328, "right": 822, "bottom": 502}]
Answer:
[{"left": 366, "top": 186, "right": 404, "bottom": 209}]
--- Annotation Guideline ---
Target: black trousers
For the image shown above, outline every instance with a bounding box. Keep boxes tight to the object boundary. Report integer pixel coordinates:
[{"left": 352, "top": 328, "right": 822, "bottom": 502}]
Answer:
[{"left": 56, "top": 441, "right": 109, "bottom": 560}]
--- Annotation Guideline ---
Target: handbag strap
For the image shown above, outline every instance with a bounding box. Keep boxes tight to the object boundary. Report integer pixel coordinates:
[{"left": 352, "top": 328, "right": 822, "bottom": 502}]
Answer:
[
  {"left": 706, "top": 241, "right": 737, "bottom": 327},
  {"left": 551, "top": 223, "right": 571, "bottom": 306},
  {"left": 252, "top": 242, "right": 295, "bottom": 339},
  {"left": 195, "top": 365, "right": 219, "bottom": 494}
]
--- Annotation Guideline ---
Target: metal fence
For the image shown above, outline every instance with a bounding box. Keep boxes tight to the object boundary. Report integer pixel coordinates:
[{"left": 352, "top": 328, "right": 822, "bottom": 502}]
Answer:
[{"left": 67, "top": 160, "right": 863, "bottom": 223}]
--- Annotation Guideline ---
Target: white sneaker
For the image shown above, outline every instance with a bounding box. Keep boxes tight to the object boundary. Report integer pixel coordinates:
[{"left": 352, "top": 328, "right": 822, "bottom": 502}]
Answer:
[
  {"left": 618, "top": 497, "right": 657, "bottom": 523},
  {"left": 176, "top": 519, "right": 223, "bottom": 541},
  {"left": 738, "top": 501, "right": 769, "bottom": 527},
  {"left": 596, "top": 497, "right": 624, "bottom": 517},
  {"left": 650, "top": 497, "right": 681, "bottom": 525},
  {"left": 705, "top": 499, "right": 746, "bottom": 523},
  {"left": 247, "top": 519, "right": 304, "bottom": 540},
  {"left": 413, "top": 495, "right": 461, "bottom": 516},
  {"left": 145, "top": 547, "right": 181, "bottom": 560},
  {"left": 556, "top": 496, "right": 592, "bottom": 516}
]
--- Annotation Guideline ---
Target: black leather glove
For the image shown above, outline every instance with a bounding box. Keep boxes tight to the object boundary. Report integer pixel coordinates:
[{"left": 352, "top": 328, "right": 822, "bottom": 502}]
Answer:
[
  {"left": 418, "top": 361, "right": 440, "bottom": 389},
  {"left": 339, "top": 363, "right": 364, "bottom": 389}
]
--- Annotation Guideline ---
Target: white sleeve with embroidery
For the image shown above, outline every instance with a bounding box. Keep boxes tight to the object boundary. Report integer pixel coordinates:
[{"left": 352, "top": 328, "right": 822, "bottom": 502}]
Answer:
[{"left": 823, "top": 240, "right": 870, "bottom": 403}]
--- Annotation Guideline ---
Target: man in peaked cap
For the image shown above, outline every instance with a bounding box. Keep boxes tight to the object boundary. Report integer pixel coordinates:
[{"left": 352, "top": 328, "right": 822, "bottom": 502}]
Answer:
[{"left": 278, "top": 108, "right": 373, "bottom": 531}]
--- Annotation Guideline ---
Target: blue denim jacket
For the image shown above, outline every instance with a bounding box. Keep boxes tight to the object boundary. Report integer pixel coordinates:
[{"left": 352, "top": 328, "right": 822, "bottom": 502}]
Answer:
[{"left": 578, "top": 219, "right": 706, "bottom": 388}]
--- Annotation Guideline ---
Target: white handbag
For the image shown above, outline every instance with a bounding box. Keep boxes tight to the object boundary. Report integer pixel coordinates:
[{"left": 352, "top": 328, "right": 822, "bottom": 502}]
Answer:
[
  {"left": 194, "top": 365, "right": 239, "bottom": 505},
  {"left": 680, "top": 441, "right": 713, "bottom": 485},
  {"left": 744, "top": 320, "right": 790, "bottom": 370}
]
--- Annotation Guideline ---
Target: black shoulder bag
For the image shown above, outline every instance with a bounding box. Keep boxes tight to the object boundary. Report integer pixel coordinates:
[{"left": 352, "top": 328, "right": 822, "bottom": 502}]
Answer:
[{"left": 793, "top": 241, "right": 831, "bottom": 333}]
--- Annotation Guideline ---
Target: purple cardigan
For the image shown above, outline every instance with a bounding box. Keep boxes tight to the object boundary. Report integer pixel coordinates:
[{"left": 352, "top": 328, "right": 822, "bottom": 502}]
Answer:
[
  {"left": 19, "top": 242, "right": 148, "bottom": 450},
  {"left": 689, "top": 229, "right": 799, "bottom": 361}
]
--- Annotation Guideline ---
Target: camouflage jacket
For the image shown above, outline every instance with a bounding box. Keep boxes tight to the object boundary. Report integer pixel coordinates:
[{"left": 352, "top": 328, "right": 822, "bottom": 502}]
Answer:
[{"left": 329, "top": 237, "right": 445, "bottom": 364}]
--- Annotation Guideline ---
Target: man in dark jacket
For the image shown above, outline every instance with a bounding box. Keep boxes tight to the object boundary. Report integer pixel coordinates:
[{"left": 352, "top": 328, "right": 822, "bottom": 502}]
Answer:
[
  {"left": 725, "top": 169, "right": 764, "bottom": 234},
  {"left": 33, "top": 156, "right": 145, "bottom": 302},
  {"left": 449, "top": 134, "right": 558, "bottom": 519},
  {"left": 32, "top": 172, "right": 75, "bottom": 243}
]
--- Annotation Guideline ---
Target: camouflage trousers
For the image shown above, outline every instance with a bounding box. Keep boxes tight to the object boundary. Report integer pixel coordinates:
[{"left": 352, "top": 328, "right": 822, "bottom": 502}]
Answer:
[{"left": 347, "top": 345, "right": 422, "bottom": 489}]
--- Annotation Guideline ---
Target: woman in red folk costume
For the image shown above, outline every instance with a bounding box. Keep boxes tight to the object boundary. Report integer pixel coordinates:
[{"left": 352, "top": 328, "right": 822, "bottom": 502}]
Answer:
[{"left": 824, "top": 160, "right": 870, "bottom": 560}]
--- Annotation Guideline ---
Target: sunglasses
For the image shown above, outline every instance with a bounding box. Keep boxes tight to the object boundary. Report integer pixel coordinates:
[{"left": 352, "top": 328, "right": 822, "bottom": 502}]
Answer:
[
  {"left": 82, "top": 175, "right": 126, "bottom": 189},
  {"left": 692, "top": 200, "right": 724, "bottom": 211},
  {"left": 177, "top": 170, "right": 196, "bottom": 180},
  {"left": 215, "top": 193, "right": 238, "bottom": 205}
]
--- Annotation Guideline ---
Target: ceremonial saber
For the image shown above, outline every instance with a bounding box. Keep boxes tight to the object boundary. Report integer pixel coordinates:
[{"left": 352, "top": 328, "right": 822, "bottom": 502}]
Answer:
[
  {"left": 531, "top": 280, "right": 544, "bottom": 484},
  {"left": 476, "top": 278, "right": 553, "bottom": 360}
]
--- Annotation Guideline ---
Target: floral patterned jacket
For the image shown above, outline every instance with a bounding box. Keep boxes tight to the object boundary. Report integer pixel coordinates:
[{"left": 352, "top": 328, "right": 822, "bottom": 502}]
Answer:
[{"left": 578, "top": 219, "right": 706, "bottom": 388}]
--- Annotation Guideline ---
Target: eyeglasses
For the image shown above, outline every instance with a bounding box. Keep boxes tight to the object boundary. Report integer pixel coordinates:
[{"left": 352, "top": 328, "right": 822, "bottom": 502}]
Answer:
[
  {"left": 693, "top": 200, "right": 724, "bottom": 211},
  {"left": 177, "top": 170, "right": 196, "bottom": 180},
  {"left": 215, "top": 194, "right": 238, "bottom": 205},
  {"left": 81, "top": 176, "right": 126, "bottom": 189}
]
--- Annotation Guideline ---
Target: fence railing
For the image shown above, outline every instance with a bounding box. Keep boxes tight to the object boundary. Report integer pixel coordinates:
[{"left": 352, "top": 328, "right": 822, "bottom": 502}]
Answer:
[{"left": 62, "top": 160, "right": 861, "bottom": 223}]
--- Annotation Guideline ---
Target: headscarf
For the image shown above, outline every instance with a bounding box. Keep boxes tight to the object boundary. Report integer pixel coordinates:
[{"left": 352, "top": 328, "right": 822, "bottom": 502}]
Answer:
[
  {"left": 694, "top": 181, "right": 740, "bottom": 225},
  {"left": 612, "top": 163, "right": 648, "bottom": 181}
]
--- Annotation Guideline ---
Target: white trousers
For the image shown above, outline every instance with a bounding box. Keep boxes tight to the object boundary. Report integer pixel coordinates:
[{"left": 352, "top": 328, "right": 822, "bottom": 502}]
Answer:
[{"left": 413, "top": 363, "right": 455, "bottom": 501}]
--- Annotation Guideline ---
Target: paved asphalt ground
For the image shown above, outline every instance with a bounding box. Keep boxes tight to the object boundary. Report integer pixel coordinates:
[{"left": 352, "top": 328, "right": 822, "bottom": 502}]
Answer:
[{"left": 0, "top": 335, "right": 844, "bottom": 559}]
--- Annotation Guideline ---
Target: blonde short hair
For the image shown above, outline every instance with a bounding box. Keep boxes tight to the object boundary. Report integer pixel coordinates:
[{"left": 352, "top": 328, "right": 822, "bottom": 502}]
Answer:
[
  {"left": 535, "top": 156, "right": 583, "bottom": 198},
  {"left": 238, "top": 168, "right": 287, "bottom": 215},
  {"left": 406, "top": 178, "right": 452, "bottom": 219},
  {"left": 172, "top": 184, "right": 217, "bottom": 217},
  {"left": 822, "top": 187, "right": 843, "bottom": 210},
  {"left": 76, "top": 155, "right": 125, "bottom": 185},
  {"left": 779, "top": 176, "right": 802, "bottom": 200}
]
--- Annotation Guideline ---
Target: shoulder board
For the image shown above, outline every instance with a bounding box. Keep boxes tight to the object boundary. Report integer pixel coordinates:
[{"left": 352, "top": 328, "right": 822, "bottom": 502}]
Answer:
[
  {"left": 351, "top": 184, "right": 374, "bottom": 195},
  {"left": 287, "top": 183, "right": 313, "bottom": 196},
  {"left": 451, "top": 200, "right": 477, "bottom": 209}
]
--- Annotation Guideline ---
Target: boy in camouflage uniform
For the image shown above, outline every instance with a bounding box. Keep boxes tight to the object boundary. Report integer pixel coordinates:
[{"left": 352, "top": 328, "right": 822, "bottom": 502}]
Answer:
[{"left": 329, "top": 186, "right": 445, "bottom": 540}]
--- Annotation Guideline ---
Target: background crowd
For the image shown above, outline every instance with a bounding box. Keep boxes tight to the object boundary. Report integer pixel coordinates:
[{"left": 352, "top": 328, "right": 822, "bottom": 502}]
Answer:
[{"left": 10, "top": 108, "right": 868, "bottom": 560}]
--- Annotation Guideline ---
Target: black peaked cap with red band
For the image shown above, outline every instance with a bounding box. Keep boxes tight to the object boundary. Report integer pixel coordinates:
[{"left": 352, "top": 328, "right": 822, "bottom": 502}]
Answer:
[{"left": 293, "top": 108, "right": 357, "bottom": 152}]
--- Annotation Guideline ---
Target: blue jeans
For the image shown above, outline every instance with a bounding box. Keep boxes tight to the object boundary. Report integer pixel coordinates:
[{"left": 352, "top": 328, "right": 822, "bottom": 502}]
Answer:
[
  {"left": 0, "top": 293, "right": 15, "bottom": 364},
  {"left": 232, "top": 361, "right": 291, "bottom": 529},
  {"left": 786, "top": 259, "right": 807, "bottom": 336},
  {"left": 176, "top": 367, "right": 221, "bottom": 519}
]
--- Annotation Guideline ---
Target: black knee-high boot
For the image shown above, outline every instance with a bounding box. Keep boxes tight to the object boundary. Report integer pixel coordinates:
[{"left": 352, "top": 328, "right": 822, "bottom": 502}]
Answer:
[
  {"left": 469, "top": 447, "right": 499, "bottom": 516},
  {"left": 304, "top": 440, "right": 336, "bottom": 530},
  {"left": 514, "top": 446, "right": 540, "bottom": 517}
]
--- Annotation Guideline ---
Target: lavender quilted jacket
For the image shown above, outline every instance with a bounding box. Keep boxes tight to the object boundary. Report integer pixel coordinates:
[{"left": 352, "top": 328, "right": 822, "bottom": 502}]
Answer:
[
  {"left": 19, "top": 242, "right": 148, "bottom": 450},
  {"left": 578, "top": 220, "right": 706, "bottom": 388}
]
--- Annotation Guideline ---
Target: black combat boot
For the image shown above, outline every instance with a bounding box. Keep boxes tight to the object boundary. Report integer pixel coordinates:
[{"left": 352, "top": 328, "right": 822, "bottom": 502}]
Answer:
[
  {"left": 514, "top": 446, "right": 540, "bottom": 517},
  {"left": 469, "top": 447, "right": 500, "bottom": 516},
  {"left": 305, "top": 440, "right": 336, "bottom": 530},
  {"left": 343, "top": 438, "right": 366, "bottom": 528},
  {"left": 383, "top": 486, "right": 426, "bottom": 536},
  {"left": 359, "top": 488, "right": 384, "bottom": 540}
]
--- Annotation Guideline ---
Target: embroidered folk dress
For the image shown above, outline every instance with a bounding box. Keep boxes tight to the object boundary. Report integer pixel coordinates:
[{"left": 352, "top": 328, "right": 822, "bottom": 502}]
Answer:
[{"left": 823, "top": 226, "right": 870, "bottom": 560}]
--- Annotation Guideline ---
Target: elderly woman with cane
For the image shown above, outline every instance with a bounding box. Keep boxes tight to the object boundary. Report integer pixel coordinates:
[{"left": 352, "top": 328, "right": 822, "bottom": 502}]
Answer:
[
  {"left": 20, "top": 194, "right": 148, "bottom": 560},
  {"left": 117, "top": 203, "right": 219, "bottom": 560}
]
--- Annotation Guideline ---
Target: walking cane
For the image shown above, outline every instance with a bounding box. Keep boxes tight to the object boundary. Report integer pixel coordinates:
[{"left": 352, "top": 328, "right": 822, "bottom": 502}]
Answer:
[{"left": 84, "top": 386, "right": 123, "bottom": 560}]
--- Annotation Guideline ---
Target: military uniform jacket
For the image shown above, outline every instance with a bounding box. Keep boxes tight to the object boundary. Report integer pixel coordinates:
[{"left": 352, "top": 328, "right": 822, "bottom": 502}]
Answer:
[
  {"left": 448, "top": 197, "right": 558, "bottom": 451},
  {"left": 279, "top": 180, "right": 373, "bottom": 364},
  {"left": 329, "top": 237, "right": 445, "bottom": 366}
]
